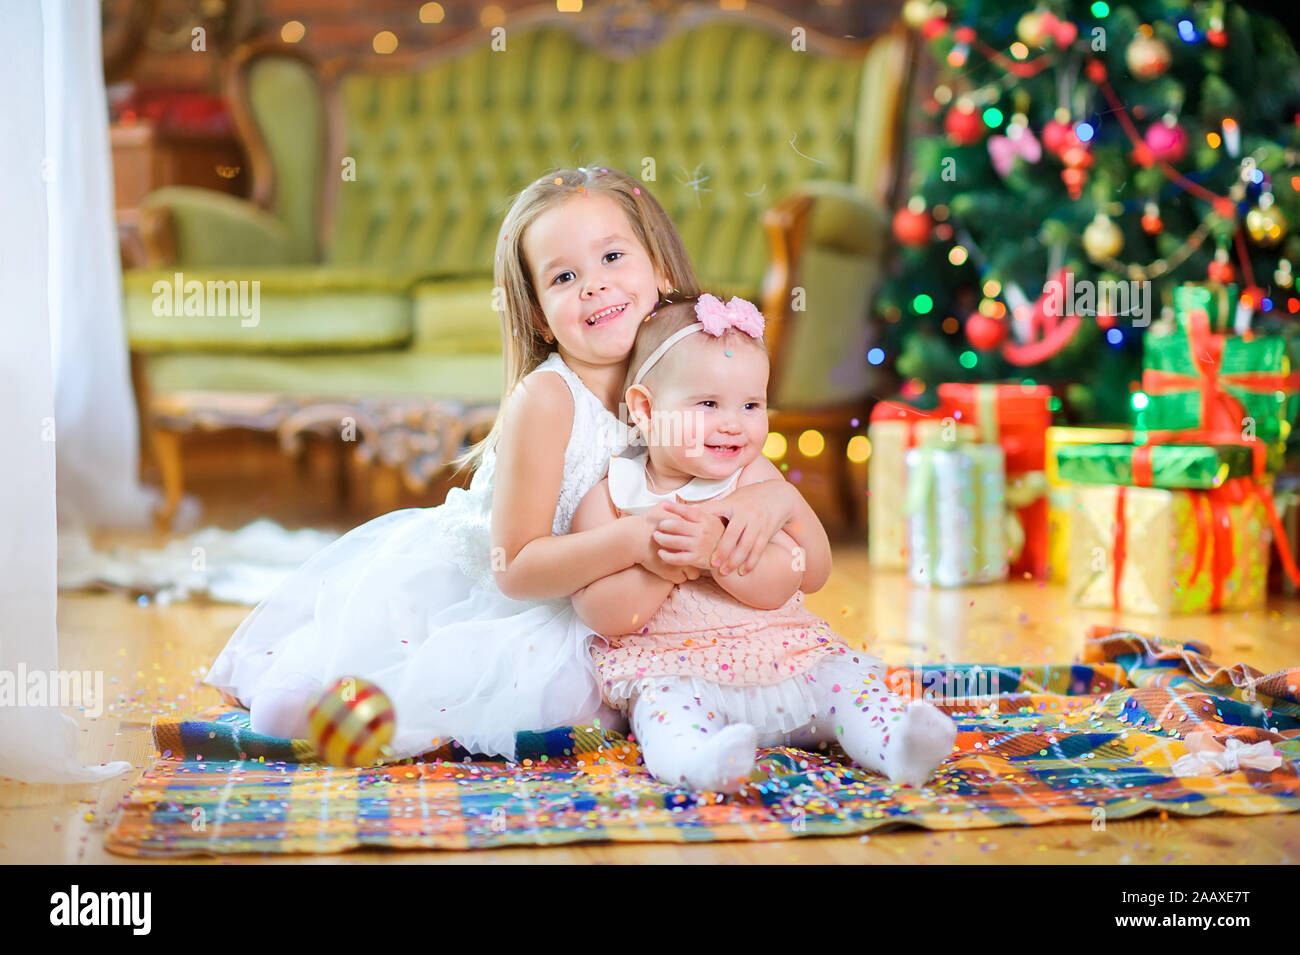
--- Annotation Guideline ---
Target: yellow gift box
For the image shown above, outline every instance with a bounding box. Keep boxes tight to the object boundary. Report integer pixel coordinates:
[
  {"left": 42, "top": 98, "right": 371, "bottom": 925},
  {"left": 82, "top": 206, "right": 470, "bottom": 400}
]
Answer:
[
  {"left": 1045, "top": 426, "right": 1133, "bottom": 583},
  {"left": 1067, "top": 480, "right": 1270, "bottom": 615}
]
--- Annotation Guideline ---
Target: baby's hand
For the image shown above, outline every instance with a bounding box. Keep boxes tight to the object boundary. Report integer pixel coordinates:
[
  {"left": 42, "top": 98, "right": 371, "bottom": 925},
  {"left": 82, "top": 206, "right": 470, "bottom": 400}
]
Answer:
[
  {"left": 652, "top": 501, "right": 726, "bottom": 571},
  {"left": 639, "top": 504, "right": 703, "bottom": 584}
]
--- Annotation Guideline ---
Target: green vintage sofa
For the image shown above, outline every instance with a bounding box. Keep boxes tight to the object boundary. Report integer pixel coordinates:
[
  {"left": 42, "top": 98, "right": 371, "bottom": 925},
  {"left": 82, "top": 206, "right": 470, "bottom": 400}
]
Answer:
[{"left": 124, "top": 2, "right": 913, "bottom": 524}]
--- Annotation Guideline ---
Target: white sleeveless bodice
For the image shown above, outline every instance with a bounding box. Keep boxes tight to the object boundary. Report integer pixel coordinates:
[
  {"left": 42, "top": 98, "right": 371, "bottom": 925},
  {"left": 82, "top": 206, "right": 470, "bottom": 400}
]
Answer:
[{"left": 437, "top": 351, "right": 630, "bottom": 583}]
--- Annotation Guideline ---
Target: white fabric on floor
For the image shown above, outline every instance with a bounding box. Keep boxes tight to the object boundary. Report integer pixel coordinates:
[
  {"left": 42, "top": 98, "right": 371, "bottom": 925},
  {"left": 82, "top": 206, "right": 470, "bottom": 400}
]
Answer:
[{"left": 58, "top": 520, "right": 339, "bottom": 605}]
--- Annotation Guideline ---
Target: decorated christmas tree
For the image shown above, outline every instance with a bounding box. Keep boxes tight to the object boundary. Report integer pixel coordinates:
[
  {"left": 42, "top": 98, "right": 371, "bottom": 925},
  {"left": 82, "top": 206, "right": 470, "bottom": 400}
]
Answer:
[{"left": 877, "top": 0, "right": 1300, "bottom": 424}]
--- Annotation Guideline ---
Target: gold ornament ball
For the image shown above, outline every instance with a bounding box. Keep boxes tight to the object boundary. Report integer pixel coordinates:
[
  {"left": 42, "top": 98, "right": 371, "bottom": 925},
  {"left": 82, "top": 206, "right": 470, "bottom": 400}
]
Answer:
[
  {"left": 1246, "top": 202, "right": 1288, "bottom": 247},
  {"left": 1016, "top": 9, "right": 1050, "bottom": 47},
  {"left": 1125, "top": 34, "right": 1172, "bottom": 80},
  {"left": 1083, "top": 213, "right": 1124, "bottom": 262},
  {"left": 902, "top": 0, "right": 931, "bottom": 28},
  {"left": 307, "top": 676, "right": 397, "bottom": 767}
]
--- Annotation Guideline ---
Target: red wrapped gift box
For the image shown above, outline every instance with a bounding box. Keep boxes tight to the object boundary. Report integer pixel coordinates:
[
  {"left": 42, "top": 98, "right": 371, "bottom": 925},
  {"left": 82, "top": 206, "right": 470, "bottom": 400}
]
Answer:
[{"left": 937, "top": 383, "right": 1053, "bottom": 578}]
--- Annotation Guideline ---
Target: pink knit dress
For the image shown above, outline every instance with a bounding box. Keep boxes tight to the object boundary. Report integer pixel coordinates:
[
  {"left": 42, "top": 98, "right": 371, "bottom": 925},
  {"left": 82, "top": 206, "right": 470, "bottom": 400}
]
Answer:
[{"left": 588, "top": 453, "right": 867, "bottom": 733}]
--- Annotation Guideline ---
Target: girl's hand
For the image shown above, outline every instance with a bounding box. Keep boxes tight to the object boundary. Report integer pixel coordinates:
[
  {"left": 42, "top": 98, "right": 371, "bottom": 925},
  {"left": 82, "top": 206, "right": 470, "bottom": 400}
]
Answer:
[
  {"left": 696, "top": 480, "right": 795, "bottom": 576},
  {"left": 653, "top": 501, "right": 726, "bottom": 570}
]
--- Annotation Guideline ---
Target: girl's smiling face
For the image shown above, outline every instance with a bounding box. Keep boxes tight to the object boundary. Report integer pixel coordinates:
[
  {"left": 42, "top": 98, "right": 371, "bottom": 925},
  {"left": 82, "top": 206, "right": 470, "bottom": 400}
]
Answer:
[{"left": 523, "top": 193, "right": 668, "bottom": 373}]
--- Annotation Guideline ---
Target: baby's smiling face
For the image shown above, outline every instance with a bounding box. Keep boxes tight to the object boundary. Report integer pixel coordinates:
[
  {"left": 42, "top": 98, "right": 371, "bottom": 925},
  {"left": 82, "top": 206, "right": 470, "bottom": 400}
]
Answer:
[{"left": 633, "top": 332, "right": 770, "bottom": 483}]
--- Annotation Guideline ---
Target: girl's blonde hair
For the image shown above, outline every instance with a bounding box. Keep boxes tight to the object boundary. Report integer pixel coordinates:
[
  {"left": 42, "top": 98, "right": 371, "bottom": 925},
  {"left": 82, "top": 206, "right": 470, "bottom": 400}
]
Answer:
[{"left": 454, "top": 166, "right": 700, "bottom": 473}]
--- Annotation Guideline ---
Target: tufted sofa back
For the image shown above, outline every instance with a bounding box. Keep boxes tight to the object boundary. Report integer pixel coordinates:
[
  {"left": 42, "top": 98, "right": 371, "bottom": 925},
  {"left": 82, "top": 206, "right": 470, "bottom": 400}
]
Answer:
[{"left": 235, "top": 11, "right": 909, "bottom": 292}]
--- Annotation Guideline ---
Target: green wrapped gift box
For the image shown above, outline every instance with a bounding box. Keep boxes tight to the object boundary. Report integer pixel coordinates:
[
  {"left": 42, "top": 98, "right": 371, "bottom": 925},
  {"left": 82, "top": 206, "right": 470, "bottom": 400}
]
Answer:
[
  {"left": 1172, "top": 282, "right": 1238, "bottom": 333},
  {"left": 1055, "top": 442, "right": 1255, "bottom": 488},
  {"left": 1139, "top": 329, "right": 1297, "bottom": 447}
]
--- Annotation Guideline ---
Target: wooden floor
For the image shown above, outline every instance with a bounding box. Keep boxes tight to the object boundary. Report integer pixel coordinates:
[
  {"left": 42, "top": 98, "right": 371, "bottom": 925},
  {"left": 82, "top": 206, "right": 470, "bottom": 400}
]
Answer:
[{"left": 3, "top": 442, "right": 1299, "bottom": 864}]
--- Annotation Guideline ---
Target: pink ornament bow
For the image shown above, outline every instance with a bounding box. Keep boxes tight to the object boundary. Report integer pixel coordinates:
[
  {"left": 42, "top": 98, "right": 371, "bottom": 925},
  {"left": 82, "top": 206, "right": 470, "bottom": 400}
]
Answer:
[
  {"left": 695, "top": 293, "right": 765, "bottom": 338},
  {"left": 988, "top": 125, "right": 1042, "bottom": 178},
  {"left": 1170, "top": 731, "right": 1283, "bottom": 778}
]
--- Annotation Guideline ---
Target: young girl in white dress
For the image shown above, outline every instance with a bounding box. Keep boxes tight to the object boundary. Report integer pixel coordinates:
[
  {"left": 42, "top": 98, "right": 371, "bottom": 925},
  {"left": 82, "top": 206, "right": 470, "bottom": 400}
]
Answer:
[
  {"left": 202, "top": 167, "right": 835, "bottom": 762},
  {"left": 571, "top": 294, "right": 958, "bottom": 791}
]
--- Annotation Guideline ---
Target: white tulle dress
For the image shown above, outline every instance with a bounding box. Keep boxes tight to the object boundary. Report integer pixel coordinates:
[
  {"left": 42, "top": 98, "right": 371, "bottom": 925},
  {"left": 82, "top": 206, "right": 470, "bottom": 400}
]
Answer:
[{"left": 202, "top": 352, "right": 631, "bottom": 761}]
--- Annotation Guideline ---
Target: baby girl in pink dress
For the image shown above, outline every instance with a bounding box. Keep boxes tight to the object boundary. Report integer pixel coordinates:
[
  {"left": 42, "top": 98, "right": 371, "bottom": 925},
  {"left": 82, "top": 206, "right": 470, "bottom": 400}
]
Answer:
[{"left": 570, "top": 293, "right": 957, "bottom": 793}]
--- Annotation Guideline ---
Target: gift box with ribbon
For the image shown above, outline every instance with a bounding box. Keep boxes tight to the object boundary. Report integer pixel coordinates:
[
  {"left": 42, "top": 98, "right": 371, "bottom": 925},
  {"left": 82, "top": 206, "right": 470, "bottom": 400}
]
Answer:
[
  {"left": 903, "top": 421, "right": 1007, "bottom": 587},
  {"left": 1045, "top": 425, "right": 1134, "bottom": 583},
  {"left": 1140, "top": 310, "right": 1299, "bottom": 454},
  {"left": 1067, "top": 476, "right": 1300, "bottom": 614},
  {"left": 937, "top": 382, "right": 1052, "bottom": 578},
  {"left": 1055, "top": 442, "right": 1256, "bottom": 489},
  {"left": 1171, "top": 282, "right": 1238, "bottom": 334},
  {"left": 867, "top": 400, "right": 945, "bottom": 569}
]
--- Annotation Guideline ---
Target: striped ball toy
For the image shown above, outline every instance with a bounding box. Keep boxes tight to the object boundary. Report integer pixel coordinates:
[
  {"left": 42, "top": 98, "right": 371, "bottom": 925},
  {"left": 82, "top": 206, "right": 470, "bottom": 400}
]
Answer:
[{"left": 307, "top": 677, "right": 396, "bottom": 767}]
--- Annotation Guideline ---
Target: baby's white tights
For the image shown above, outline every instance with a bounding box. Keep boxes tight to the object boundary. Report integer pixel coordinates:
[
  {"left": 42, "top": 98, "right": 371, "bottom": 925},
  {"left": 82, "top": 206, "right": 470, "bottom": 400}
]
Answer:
[
  {"left": 628, "top": 681, "right": 761, "bottom": 794},
  {"left": 628, "top": 657, "right": 957, "bottom": 792}
]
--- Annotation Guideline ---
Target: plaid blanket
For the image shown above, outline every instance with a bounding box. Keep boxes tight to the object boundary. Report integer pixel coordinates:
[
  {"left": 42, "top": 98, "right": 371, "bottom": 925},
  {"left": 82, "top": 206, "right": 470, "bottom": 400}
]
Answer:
[{"left": 103, "top": 627, "right": 1300, "bottom": 856}]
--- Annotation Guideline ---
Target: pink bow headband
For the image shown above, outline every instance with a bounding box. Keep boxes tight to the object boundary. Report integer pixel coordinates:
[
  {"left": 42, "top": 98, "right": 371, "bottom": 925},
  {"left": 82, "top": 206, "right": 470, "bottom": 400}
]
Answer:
[{"left": 631, "top": 294, "right": 765, "bottom": 387}]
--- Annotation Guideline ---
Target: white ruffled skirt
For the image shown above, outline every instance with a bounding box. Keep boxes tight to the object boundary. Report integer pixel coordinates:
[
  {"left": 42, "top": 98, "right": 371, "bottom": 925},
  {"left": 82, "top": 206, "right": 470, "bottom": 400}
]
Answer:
[{"left": 202, "top": 505, "right": 614, "bottom": 761}]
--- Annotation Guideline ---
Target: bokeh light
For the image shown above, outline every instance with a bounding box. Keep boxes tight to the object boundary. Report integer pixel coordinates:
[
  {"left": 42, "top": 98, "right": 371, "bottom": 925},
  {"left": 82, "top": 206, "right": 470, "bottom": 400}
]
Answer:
[
  {"left": 847, "top": 435, "right": 871, "bottom": 463},
  {"left": 798, "top": 430, "right": 825, "bottom": 457},
  {"left": 762, "top": 432, "right": 788, "bottom": 460}
]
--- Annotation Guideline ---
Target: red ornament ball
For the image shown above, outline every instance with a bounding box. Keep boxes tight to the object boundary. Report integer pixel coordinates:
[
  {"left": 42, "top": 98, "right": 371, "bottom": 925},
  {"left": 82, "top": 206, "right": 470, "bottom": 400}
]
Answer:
[
  {"left": 1097, "top": 311, "right": 1118, "bottom": 329},
  {"left": 1144, "top": 119, "right": 1188, "bottom": 164},
  {"left": 921, "top": 17, "right": 947, "bottom": 40},
  {"left": 1061, "top": 167, "right": 1088, "bottom": 198},
  {"left": 892, "top": 205, "right": 933, "bottom": 246},
  {"left": 1141, "top": 210, "right": 1163, "bottom": 235},
  {"left": 1061, "top": 145, "right": 1094, "bottom": 170},
  {"left": 1042, "top": 119, "right": 1075, "bottom": 157},
  {"left": 1208, "top": 259, "right": 1236, "bottom": 284},
  {"left": 965, "top": 311, "right": 1007, "bottom": 350},
  {"left": 1207, "top": 28, "right": 1227, "bottom": 48},
  {"left": 944, "top": 101, "right": 985, "bottom": 146}
]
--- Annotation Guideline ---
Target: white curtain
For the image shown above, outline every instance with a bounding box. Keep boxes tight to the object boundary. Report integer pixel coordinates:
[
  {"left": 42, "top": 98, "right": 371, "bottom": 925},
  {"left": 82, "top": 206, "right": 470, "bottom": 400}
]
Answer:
[
  {"left": 0, "top": 0, "right": 141, "bottom": 782},
  {"left": 48, "top": 0, "right": 157, "bottom": 529}
]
